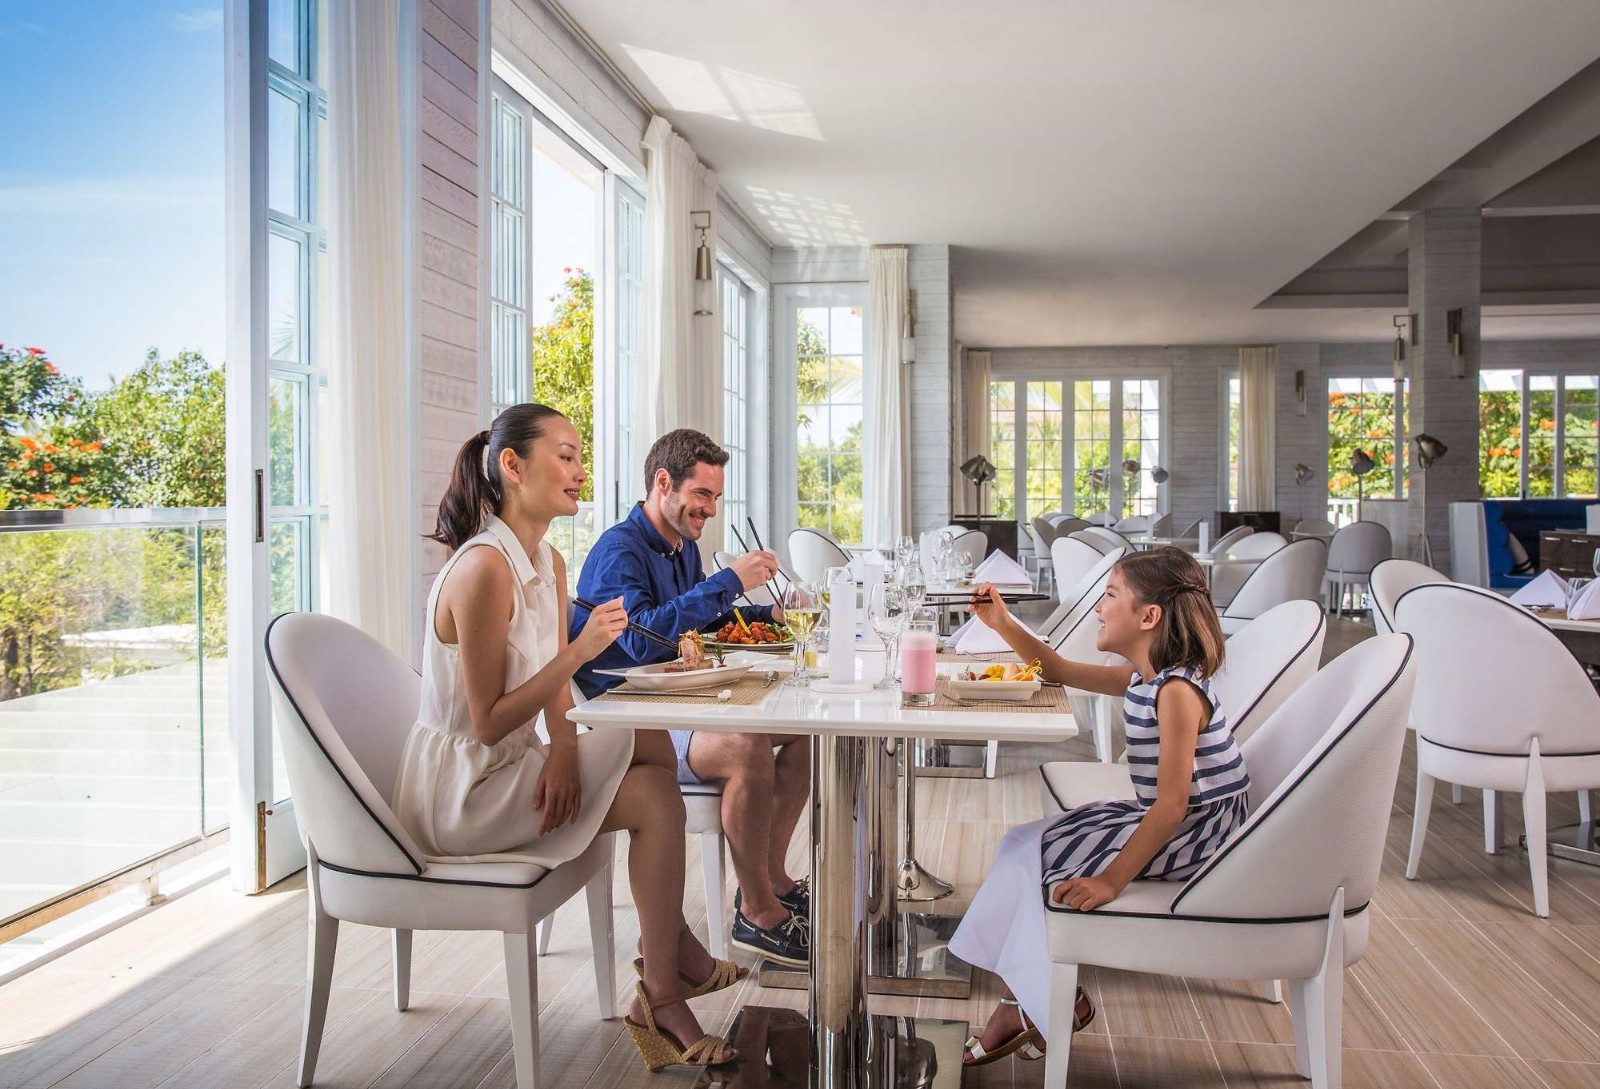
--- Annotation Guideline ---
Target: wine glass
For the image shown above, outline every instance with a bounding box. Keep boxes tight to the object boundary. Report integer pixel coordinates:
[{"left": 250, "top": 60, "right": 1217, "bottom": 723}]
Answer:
[
  {"left": 866, "top": 583, "right": 908, "bottom": 690},
  {"left": 895, "top": 535, "right": 916, "bottom": 570},
  {"left": 900, "top": 562, "right": 927, "bottom": 612},
  {"left": 782, "top": 583, "right": 821, "bottom": 687}
]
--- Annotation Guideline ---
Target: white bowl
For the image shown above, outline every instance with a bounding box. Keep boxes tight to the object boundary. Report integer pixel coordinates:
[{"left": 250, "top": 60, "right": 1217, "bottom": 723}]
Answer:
[
  {"left": 946, "top": 677, "right": 1042, "bottom": 702},
  {"left": 595, "top": 661, "right": 752, "bottom": 692}
]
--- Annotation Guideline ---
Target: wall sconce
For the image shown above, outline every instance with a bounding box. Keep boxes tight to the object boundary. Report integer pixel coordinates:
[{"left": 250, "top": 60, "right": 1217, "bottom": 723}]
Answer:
[
  {"left": 1294, "top": 370, "right": 1307, "bottom": 416},
  {"left": 1294, "top": 463, "right": 1315, "bottom": 486},
  {"left": 1150, "top": 466, "right": 1170, "bottom": 484},
  {"left": 691, "top": 210, "right": 712, "bottom": 316},
  {"left": 1445, "top": 308, "right": 1467, "bottom": 377},
  {"left": 1392, "top": 314, "right": 1409, "bottom": 384},
  {"left": 1415, "top": 433, "right": 1449, "bottom": 469},
  {"left": 901, "top": 288, "right": 916, "bottom": 363}
]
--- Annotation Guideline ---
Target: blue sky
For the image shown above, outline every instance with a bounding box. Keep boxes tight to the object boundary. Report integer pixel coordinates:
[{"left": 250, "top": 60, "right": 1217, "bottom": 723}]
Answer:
[{"left": 0, "top": 2, "right": 224, "bottom": 390}]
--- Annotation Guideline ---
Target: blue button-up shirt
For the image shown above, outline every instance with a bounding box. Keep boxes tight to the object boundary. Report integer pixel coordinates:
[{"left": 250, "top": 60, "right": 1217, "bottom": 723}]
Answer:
[{"left": 572, "top": 503, "right": 776, "bottom": 697}]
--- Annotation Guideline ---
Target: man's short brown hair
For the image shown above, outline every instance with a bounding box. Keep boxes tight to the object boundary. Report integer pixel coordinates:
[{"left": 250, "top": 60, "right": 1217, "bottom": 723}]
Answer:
[{"left": 644, "top": 428, "right": 729, "bottom": 494}]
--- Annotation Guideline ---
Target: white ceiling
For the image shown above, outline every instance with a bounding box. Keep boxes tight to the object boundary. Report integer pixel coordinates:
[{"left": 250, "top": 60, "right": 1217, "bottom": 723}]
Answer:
[{"left": 560, "top": 0, "right": 1600, "bottom": 347}]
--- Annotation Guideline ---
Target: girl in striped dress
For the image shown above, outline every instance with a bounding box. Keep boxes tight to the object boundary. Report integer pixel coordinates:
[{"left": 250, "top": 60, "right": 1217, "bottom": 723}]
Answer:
[{"left": 950, "top": 548, "right": 1249, "bottom": 1067}]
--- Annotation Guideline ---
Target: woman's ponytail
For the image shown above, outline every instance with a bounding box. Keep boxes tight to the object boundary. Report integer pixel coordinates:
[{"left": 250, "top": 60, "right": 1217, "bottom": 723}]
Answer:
[{"left": 427, "top": 404, "right": 568, "bottom": 552}]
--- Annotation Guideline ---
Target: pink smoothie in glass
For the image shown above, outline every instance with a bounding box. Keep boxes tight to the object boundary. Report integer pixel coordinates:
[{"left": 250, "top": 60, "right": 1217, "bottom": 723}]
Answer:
[{"left": 900, "top": 631, "right": 938, "bottom": 695}]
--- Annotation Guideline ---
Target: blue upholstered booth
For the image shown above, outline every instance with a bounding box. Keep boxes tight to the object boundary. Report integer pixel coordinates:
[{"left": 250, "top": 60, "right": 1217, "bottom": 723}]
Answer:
[{"left": 1482, "top": 498, "right": 1590, "bottom": 587}]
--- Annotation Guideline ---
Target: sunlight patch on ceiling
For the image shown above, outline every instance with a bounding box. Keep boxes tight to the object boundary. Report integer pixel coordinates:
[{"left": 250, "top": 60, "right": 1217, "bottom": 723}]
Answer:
[
  {"left": 622, "top": 45, "right": 824, "bottom": 142},
  {"left": 746, "top": 185, "right": 866, "bottom": 246}
]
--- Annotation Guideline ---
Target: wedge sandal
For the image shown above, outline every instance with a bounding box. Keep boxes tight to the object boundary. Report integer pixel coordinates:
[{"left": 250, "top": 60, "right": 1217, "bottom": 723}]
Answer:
[{"left": 622, "top": 980, "right": 739, "bottom": 1073}]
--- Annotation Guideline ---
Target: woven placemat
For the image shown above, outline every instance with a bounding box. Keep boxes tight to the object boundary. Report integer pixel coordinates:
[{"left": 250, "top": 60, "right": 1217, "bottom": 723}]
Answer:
[
  {"left": 930, "top": 679, "right": 1070, "bottom": 713},
  {"left": 936, "top": 649, "right": 1014, "bottom": 663},
  {"left": 594, "top": 672, "right": 778, "bottom": 706}
]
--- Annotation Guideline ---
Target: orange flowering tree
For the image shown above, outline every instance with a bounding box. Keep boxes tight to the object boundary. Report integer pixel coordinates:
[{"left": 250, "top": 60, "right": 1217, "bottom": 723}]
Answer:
[{"left": 0, "top": 345, "right": 116, "bottom": 509}]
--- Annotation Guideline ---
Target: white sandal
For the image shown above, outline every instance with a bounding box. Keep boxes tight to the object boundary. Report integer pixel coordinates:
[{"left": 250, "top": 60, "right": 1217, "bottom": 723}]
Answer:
[{"left": 963, "top": 996, "right": 1046, "bottom": 1066}]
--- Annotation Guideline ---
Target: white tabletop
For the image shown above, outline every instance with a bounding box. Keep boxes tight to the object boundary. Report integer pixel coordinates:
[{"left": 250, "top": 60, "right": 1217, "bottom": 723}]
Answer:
[
  {"left": 1531, "top": 610, "right": 1600, "bottom": 633},
  {"left": 1126, "top": 535, "right": 1201, "bottom": 549},
  {"left": 569, "top": 655, "right": 1077, "bottom": 744}
]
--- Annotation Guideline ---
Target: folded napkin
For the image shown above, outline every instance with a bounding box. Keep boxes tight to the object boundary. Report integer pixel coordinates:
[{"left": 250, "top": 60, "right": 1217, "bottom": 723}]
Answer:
[
  {"left": 1510, "top": 569, "right": 1570, "bottom": 609},
  {"left": 949, "top": 615, "right": 1034, "bottom": 655},
  {"left": 972, "top": 550, "right": 1032, "bottom": 587},
  {"left": 847, "top": 549, "right": 888, "bottom": 581},
  {"left": 1568, "top": 578, "right": 1600, "bottom": 620}
]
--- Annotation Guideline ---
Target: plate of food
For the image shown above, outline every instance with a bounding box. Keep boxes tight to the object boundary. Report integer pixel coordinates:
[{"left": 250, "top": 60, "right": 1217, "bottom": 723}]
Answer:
[
  {"left": 946, "top": 659, "right": 1044, "bottom": 701},
  {"left": 595, "top": 632, "right": 753, "bottom": 692},
  {"left": 708, "top": 618, "right": 794, "bottom": 651}
]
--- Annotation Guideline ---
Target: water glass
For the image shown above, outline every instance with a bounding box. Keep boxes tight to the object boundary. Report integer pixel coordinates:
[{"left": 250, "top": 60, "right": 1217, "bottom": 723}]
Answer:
[
  {"left": 900, "top": 609, "right": 938, "bottom": 708},
  {"left": 866, "top": 583, "right": 908, "bottom": 690},
  {"left": 895, "top": 535, "right": 916, "bottom": 569},
  {"left": 901, "top": 563, "right": 927, "bottom": 611},
  {"left": 783, "top": 582, "right": 821, "bottom": 688}
]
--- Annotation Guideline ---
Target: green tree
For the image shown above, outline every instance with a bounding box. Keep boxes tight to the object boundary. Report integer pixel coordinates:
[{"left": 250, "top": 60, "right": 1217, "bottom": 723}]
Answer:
[
  {"left": 0, "top": 345, "right": 116, "bottom": 509},
  {"left": 81, "top": 349, "right": 226, "bottom": 507},
  {"left": 530, "top": 269, "right": 594, "bottom": 501},
  {"left": 794, "top": 314, "right": 864, "bottom": 542}
]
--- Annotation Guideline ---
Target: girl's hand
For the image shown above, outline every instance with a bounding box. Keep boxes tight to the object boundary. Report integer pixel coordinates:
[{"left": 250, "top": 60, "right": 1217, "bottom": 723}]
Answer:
[
  {"left": 573, "top": 596, "right": 628, "bottom": 661},
  {"left": 966, "top": 583, "right": 1012, "bottom": 631},
  {"left": 532, "top": 745, "right": 582, "bottom": 835},
  {"left": 1052, "top": 874, "right": 1121, "bottom": 911}
]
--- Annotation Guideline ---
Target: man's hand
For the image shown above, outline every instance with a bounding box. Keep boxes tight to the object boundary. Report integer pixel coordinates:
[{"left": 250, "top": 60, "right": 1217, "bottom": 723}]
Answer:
[
  {"left": 729, "top": 550, "right": 781, "bottom": 592},
  {"left": 532, "top": 745, "right": 582, "bottom": 835},
  {"left": 1051, "top": 873, "right": 1122, "bottom": 911}
]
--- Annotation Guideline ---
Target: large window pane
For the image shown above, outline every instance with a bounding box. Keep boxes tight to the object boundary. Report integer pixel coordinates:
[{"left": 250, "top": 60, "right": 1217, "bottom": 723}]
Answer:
[
  {"left": 1072, "top": 380, "right": 1112, "bottom": 515},
  {"left": 268, "top": 230, "right": 303, "bottom": 363},
  {"left": 1528, "top": 376, "right": 1557, "bottom": 498},
  {"left": 1564, "top": 376, "right": 1598, "bottom": 497},
  {"left": 1024, "top": 382, "right": 1063, "bottom": 519},
  {"left": 1225, "top": 375, "right": 1241, "bottom": 512},
  {"left": 988, "top": 381, "right": 1016, "bottom": 520},
  {"left": 1121, "top": 378, "right": 1160, "bottom": 517},
  {"left": 721, "top": 269, "right": 752, "bottom": 552},
  {"left": 268, "top": 0, "right": 301, "bottom": 72},
  {"left": 268, "top": 85, "right": 303, "bottom": 219},
  {"left": 1327, "top": 377, "right": 1402, "bottom": 520},
  {"left": 793, "top": 303, "right": 865, "bottom": 544},
  {"left": 1479, "top": 369, "right": 1523, "bottom": 498}
]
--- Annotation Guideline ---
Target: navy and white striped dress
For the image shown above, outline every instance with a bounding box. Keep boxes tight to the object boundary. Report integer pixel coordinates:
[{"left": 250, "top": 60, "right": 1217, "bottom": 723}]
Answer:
[{"left": 1040, "top": 664, "right": 1250, "bottom": 888}]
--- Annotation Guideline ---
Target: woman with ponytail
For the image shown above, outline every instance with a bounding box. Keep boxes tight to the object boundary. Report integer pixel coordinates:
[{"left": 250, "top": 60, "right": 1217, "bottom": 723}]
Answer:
[
  {"left": 949, "top": 548, "right": 1248, "bottom": 1067},
  {"left": 395, "top": 404, "right": 738, "bottom": 1071}
]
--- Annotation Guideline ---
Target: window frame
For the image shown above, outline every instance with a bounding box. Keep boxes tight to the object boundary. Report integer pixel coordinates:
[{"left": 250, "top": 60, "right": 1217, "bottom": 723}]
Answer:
[
  {"left": 718, "top": 263, "right": 755, "bottom": 553},
  {"left": 1323, "top": 375, "right": 1406, "bottom": 524},
  {"left": 1479, "top": 369, "right": 1600, "bottom": 499}
]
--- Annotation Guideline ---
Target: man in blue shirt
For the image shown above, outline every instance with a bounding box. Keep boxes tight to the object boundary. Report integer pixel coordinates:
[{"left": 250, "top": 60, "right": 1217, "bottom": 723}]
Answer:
[{"left": 574, "top": 429, "right": 810, "bottom": 966}]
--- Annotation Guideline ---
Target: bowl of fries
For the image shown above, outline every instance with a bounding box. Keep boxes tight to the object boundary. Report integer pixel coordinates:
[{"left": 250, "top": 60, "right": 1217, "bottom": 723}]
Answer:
[{"left": 947, "top": 658, "right": 1043, "bottom": 701}]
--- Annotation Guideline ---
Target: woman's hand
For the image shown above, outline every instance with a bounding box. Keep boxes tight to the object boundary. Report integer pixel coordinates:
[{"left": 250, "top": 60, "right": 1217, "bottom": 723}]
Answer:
[
  {"left": 532, "top": 744, "right": 582, "bottom": 835},
  {"left": 1051, "top": 873, "right": 1122, "bottom": 911},
  {"left": 572, "top": 596, "right": 628, "bottom": 661},
  {"left": 966, "top": 583, "right": 1013, "bottom": 632}
]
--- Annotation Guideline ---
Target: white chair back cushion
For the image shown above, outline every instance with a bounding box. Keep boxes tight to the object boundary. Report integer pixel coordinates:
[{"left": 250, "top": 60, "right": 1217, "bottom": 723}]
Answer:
[
  {"left": 1079, "top": 526, "right": 1129, "bottom": 552},
  {"left": 1369, "top": 558, "right": 1448, "bottom": 635},
  {"left": 1050, "top": 536, "right": 1112, "bottom": 598},
  {"left": 1172, "top": 634, "right": 1416, "bottom": 918},
  {"left": 265, "top": 612, "right": 426, "bottom": 875},
  {"left": 1050, "top": 515, "right": 1090, "bottom": 534},
  {"left": 950, "top": 529, "right": 987, "bottom": 567},
  {"left": 788, "top": 527, "right": 851, "bottom": 583},
  {"left": 1147, "top": 513, "right": 1174, "bottom": 537},
  {"left": 1115, "top": 515, "right": 1152, "bottom": 534},
  {"left": 1394, "top": 581, "right": 1600, "bottom": 756},
  {"left": 1222, "top": 539, "right": 1327, "bottom": 623},
  {"left": 1207, "top": 525, "right": 1254, "bottom": 555},
  {"left": 1326, "top": 521, "right": 1392, "bottom": 576},
  {"left": 1214, "top": 600, "right": 1327, "bottom": 744},
  {"left": 1222, "top": 531, "right": 1288, "bottom": 562},
  {"left": 1040, "top": 549, "right": 1125, "bottom": 652}
]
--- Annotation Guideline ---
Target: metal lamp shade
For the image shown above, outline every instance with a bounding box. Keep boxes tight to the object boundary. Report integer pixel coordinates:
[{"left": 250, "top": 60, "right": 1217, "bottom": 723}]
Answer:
[
  {"left": 1349, "top": 449, "right": 1376, "bottom": 476},
  {"left": 959, "top": 454, "right": 998, "bottom": 485},
  {"left": 1415, "top": 433, "right": 1448, "bottom": 469}
]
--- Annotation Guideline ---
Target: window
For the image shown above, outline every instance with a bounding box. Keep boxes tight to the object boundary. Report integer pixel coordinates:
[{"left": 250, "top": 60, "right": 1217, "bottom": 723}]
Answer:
[
  {"left": 988, "top": 381, "right": 1017, "bottom": 519},
  {"left": 794, "top": 300, "right": 864, "bottom": 544},
  {"left": 1025, "top": 382, "right": 1064, "bottom": 519},
  {"left": 720, "top": 266, "right": 753, "bottom": 552},
  {"left": 610, "top": 182, "right": 645, "bottom": 523},
  {"left": 1222, "top": 373, "right": 1242, "bottom": 511},
  {"left": 1072, "top": 380, "right": 1112, "bottom": 515},
  {"left": 1480, "top": 370, "right": 1599, "bottom": 498},
  {"left": 1326, "top": 378, "right": 1404, "bottom": 522},
  {"left": 1120, "top": 378, "right": 1162, "bottom": 517}
]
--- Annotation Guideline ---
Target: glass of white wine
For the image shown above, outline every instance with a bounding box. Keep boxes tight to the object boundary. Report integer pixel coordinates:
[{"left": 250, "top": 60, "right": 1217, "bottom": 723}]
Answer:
[{"left": 783, "top": 582, "right": 822, "bottom": 688}]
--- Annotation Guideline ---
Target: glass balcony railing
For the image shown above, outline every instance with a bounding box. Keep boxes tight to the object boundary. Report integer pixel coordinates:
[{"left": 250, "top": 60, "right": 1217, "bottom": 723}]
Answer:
[{"left": 0, "top": 508, "right": 228, "bottom": 939}]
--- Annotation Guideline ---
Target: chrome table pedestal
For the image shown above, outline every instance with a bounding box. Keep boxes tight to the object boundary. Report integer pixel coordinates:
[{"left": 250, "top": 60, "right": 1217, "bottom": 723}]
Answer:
[{"left": 895, "top": 740, "right": 954, "bottom": 903}]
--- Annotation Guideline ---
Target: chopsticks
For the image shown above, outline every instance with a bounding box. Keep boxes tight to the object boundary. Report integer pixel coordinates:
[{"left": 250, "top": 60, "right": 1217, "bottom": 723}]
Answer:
[
  {"left": 572, "top": 597, "right": 680, "bottom": 654},
  {"left": 746, "top": 517, "right": 793, "bottom": 594},
  {"left": 728, "top": 523, "right": 786, "bottom": 606}
]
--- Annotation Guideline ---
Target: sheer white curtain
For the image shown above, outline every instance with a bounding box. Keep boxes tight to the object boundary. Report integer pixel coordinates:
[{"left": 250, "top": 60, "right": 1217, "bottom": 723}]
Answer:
[
  {"left": 1238, "top": 346, "right": 1278, "bottom": 510},
  {"left": 960, "top": 349, "right": 993, "bottom": 515},
  {"left": 326, "top": 0, "right": 410, "bottom": 657},
  {"left": 863, "top": 246, "right": 908, "bottom": 547}
]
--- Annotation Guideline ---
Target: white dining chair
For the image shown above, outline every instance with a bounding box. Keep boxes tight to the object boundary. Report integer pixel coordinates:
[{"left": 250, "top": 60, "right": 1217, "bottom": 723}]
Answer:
[
  {"left": 1206, "top": 524, "right": 1255, "bottom": 556},
  {"left": 1368, "top": 557, "right": 1461, "bottom": 803},
  {"left": 711, "top": 550, "right": 777, "bottom": 607},
  {"left": 949, "top": 528, "right": 988, "bottom": 568},
  {"left": 1084, "top": 510, "right": 1115, "bottom": 526},
  {"left": 1051, "top": 534, "right": 1115, "bottom": 604},
  {"left": 1217, "top": 538, "right": 1325, "bottom": 635},
  {"left": 787, "top": 527, "right": 851, "bottom": 584},
  {"left": 1040, "top": 599, "right": 1328, "bottom": 812},
  {"left": 1049, "top": 514, "right": 1090, "bottom": 535},
  {"left": 1077, "top": 525, "right": 1130, "bottom": 552},
  {"left": 1322, "top": 521, "right": 1392, "bottom": 616},
  {"left": 1145, "top": 513, "right": 1174, "bottom": 537},
  {"left": 1114, "top": 514, "right": 1153, "bottom": 535},
  {"left": 1209, "top": 531, "right": 1289, "bottom": 608},
  {"left": 1041, "top": 633, "right": 1416, "bottom": 1089},
  {"left": 1291, "top": 516, "right": 1340, "bottom": 543},
  {"left": 265, "top": 613, "right": 617, "bottom": 1089},
  {"left": 1037, "top": 549, "right": 1128, "bottom": 763},
  {"left": 1395, "top": 582, "right": 1600, "bottom": 917}
]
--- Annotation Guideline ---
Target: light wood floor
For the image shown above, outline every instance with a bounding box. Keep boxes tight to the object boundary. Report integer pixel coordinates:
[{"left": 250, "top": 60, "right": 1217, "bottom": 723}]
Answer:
[{"left": 3, "top": 619, "right": 1600, "bottom": 1088}]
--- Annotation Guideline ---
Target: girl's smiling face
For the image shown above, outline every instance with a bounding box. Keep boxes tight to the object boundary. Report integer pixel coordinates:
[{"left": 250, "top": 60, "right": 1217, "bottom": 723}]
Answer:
[{"left": 1095, "top": 567, "right": 1159, "bottom": 655}]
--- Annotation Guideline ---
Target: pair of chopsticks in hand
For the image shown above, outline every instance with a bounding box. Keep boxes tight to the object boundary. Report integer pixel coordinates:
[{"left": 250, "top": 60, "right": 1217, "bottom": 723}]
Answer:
[
  {"left": 729, "top": 516, "right": 788, "bottom": 607},
  {"left": 572, "top": 597, "right": 679, "bottom": 654}
]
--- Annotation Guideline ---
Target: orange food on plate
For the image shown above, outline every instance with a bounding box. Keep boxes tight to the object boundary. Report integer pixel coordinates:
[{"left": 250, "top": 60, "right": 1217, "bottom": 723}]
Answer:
[{"left": 713, "top": 620, "right": 788, "bottom": 645}]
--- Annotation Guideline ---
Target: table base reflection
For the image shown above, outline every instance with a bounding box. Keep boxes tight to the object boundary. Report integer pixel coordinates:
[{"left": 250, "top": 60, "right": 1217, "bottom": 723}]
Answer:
[
  {"left": 1528, "top": 821, "right": 1600, "bottom": 869},
  {"left": 756, "top": 911, "right": 971, "bottom": 998},
  {"left": 691, "top": 1007, "right": 967, "bottom": 1089}
]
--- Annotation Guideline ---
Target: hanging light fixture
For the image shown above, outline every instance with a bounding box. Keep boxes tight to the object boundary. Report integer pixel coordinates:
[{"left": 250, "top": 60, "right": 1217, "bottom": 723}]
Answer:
[
  {"left": 1392, "top": 314, "right": 1409, "bottom": 384},
  {"left": 691, "top": 210, "right": 713, "bottom": 316}
]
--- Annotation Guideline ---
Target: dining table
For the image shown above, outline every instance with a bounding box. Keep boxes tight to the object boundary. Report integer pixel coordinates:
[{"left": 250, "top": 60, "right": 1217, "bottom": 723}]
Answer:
[{"left": 569, "top": 652, "right": 1078, "bottom": 1089}]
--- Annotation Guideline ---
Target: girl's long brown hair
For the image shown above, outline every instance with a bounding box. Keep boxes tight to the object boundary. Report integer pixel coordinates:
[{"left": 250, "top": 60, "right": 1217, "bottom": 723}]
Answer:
[
  {"left": 428, "top": 404, "right": 567, "bottom": 551},
  {"left": 1115, "top": 547, "right": 1226, "bottom": 677}
]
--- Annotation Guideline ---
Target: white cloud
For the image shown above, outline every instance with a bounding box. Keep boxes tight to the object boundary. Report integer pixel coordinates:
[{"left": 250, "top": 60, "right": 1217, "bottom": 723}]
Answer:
[
  {"left": 0, "top": 177, "right": 221, "bottom": 217},
  {"left": 169, "top": 7, "right": 222, "bottom": 34}
]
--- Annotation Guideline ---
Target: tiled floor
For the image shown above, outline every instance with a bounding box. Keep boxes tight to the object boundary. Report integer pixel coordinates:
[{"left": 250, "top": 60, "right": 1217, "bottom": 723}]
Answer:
[{"left": 2, "top": 617, "right": 1599, "bottom": 1088}]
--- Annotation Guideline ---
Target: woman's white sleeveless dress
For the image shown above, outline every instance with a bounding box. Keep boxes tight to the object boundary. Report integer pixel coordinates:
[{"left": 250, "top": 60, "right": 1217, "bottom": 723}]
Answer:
[{"left": 393, "top": 516, "right": 634, "bottom": 865}]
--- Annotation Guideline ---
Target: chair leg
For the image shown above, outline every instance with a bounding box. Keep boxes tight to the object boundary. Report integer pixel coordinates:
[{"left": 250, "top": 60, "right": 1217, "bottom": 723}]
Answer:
[
  {"left": 586, "top": 858, "right": 617, "bottom": 1018},
  {"left": 1484, "top": 789, "right": 1503, "bottom": 855},
  {"left": 1261, "top": 979, "right": 1284, "bottom": 1004},
  {"left": 391, "top": 929, "right": 412, "bottom": 1012},
  {"left": 535, "top": 916, "right": 552, "bottom": 956},
  {"left": 503, "top": 931, "right": 541, "bottom": 1089},
  {"left": 1579, "top": 789, "right": 1595, "bottom": 852},
  {"left": 984, "top": 739, "right": 999, "bottom": 779},
  {"left": 701, "top": 833, "right": 728, "bottom": 959},
  {"left": 1451, "top": 782, "right": 1464, "bottom": 805},
  {"left": 1406, "top": 768, "right": 1436, "bottom": 879},
  {"left": 1524, "top": 741, "right": 1549, "bottom": 919},
  {"left": 1043, "top": 960, "right": 1080, "bottom": 1088},
  {"left": 1288, "top": 888, "right": 1345, "bottom": 1089},
  {"left": 1093, "top": 710, "right": 1113, "bottom": 764},
  {"left": 298, "top": 867, "right": 340, "bottom": 1088}
]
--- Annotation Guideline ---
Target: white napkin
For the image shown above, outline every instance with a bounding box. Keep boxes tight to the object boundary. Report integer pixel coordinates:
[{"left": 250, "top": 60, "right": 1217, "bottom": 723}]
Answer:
[
  {"left": 1510, "top": 569, "right": 1570, "bottom": 609},
  {"left": 972, "top": 550, "right": 1032, "bottom": 587},
  {"left": 847, "top": 549, "right": 888, "bottom": 581},
  {"left": 1568, "top": 579, "right": 1600, "bottom": 620},
  {"left": 950, "top": 615, "right": 1034, "bottom": 655}
]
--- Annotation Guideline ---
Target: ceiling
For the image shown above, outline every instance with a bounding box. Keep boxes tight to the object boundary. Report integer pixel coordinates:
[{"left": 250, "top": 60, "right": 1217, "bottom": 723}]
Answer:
[{"left": 559, "top": 0, "right": 1600, "bottom": 347}]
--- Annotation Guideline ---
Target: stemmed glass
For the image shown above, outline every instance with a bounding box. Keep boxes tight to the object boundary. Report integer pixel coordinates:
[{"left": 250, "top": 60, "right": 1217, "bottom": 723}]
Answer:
[
  {"left": 866, "top": 583, "right": 908, "bottom": 690},
  {"left": 895, "top": 535, "right": 916, "bottom": 570},
  {"left": 900, "top": 562, "right": 927, "bottom": 612},
  {"left": 783, "top": 582, "right": 821, "bottom": 688}
]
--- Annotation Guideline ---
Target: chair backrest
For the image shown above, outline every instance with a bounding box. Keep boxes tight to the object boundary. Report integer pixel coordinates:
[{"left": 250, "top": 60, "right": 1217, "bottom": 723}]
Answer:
[
  {"left": 1369, "top": 558, "right": 1448, "bottom": 635},
  {"left": 1207, "top": 525, "right": 1254, "bottom": 555},
  {"left": 1038, "top": 548, "right": 1125, "bottom": 649},
  {"left": 1394, "top": 581, "right": 1600, "bottom": 756},
  {"left": 1326, "top": 521, "right": 1392, "bottom": 575},
  {"left": 1222, "top": 538, "right": 1327, "bottom": 623},
  {"left": 1170, "top": 633, "right": 1416, "bottom": 919},
  {"left": 264, "top": 612, "right": 427, "bottom": 876},
  {"left": 1147, "top": 513, "right": 1174, "bottom": 537},
  {"left": 1115, "top": 514, "right": 1152, "bottom": 534},
  {"left": 1448, "top": 501, "right": 1490, "bottom": 587},
  {"left": 712, "top": 550, "right": 736, "bottom": 571},
  {"left": 1176, "top": 518, "right": 1204, "bottom": 540},
  {"left": 1078, "top": 525, "right": 1129, "bottom": 552},
  {"left": 1050, "top": 534, "right": 1111, "bottom": 596},
  {"left": 1213, "top": 601, "right": 1327, "bottom": 745},
  {"left": 1049, "top": 514, "right": 1090, "bottom": 534},
  {"left": 788, "top": 527, "right": 851, "bottom": 583},
  {"left": 1084, "top": 510, "right": 1114, "bottom": 526},
  {"left": 1221, "top": 531, "right": 1287, "bottom": 562},
  {"left": 1291, "top": 517, "right": 1339, "bottom": 540},
  {"left": 950, "top": 529, "right": 987, "bottom": 567}
]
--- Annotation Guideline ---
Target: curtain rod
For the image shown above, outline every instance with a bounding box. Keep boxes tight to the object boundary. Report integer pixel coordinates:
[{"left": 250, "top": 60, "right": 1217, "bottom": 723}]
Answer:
[{"left": 542, "top": 0, "right": 657, "bottom": 117}]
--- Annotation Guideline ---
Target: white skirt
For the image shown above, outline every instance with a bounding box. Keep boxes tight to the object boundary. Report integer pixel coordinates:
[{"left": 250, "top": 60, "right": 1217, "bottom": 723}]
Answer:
[{"left": 948, "top": 816, "right": 1057, "bottom": 1040}]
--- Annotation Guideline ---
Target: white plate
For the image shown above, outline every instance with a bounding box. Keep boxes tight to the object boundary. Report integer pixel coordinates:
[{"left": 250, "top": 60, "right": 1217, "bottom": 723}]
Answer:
[
  {"left": 945, "top": 677, "right": 1042, "bottom": 701},
  {"left": 707, "top": 640, "right": 794, "bottom": 653},
  {"left": 594, "top": 661, "right": 752, "bottom": 692}
]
